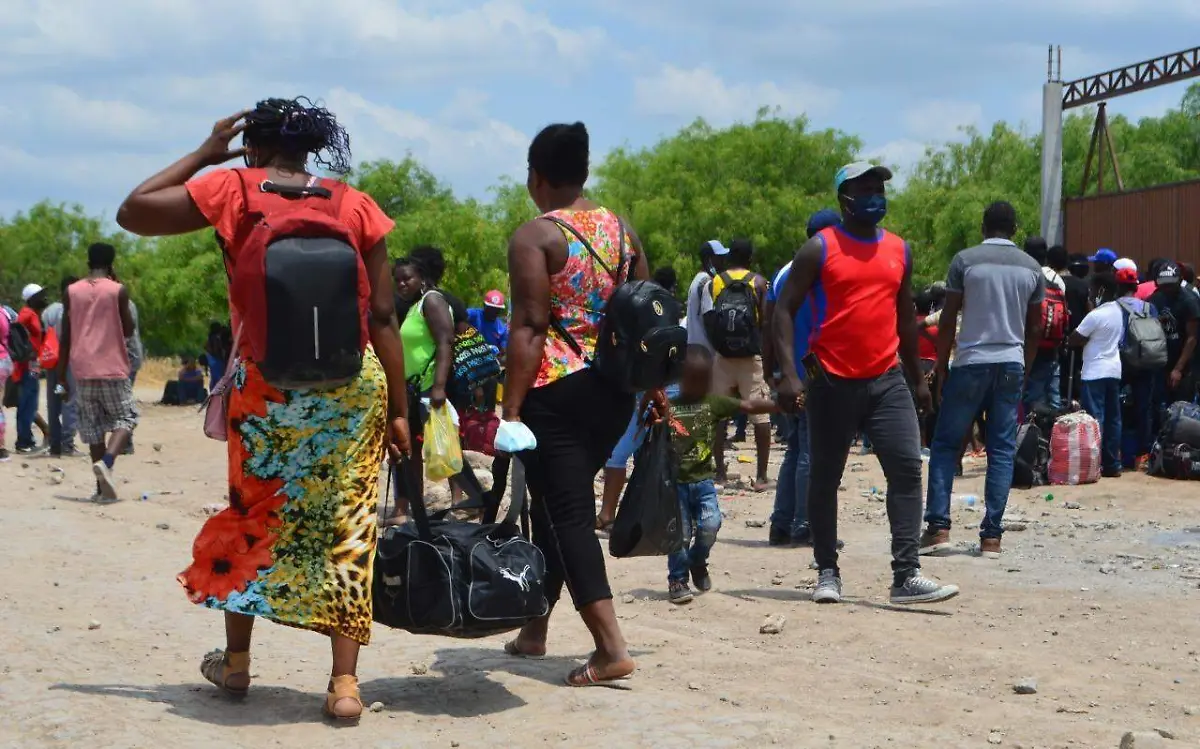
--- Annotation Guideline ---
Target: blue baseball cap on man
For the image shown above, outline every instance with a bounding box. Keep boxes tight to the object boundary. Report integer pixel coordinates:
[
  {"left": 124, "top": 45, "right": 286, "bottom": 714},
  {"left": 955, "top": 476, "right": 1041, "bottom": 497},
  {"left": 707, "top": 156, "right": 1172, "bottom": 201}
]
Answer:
[
  {"left": 806, "top": 208, "right": 841, "bottom": 238},
  {"left": 834, "top": 162, "right": 893, "bottom": 191},
  {"left": 1088, "top": 248, "right": 1118, "bottom": 264}
]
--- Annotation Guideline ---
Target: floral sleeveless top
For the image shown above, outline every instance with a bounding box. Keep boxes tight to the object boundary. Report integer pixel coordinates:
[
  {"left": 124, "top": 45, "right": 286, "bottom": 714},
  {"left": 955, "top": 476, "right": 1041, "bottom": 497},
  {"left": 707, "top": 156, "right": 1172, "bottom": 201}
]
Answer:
[{"left": 535, "top": 207, "right": 631, "bottom": 388}]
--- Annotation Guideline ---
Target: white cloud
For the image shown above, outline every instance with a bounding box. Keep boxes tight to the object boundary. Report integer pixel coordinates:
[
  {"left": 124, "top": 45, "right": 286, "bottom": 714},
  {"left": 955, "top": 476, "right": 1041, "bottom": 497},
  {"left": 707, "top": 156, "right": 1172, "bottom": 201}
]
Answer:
[
  {"left": 902, "top": 100, "right": 984, "bottom": 142},
  {"left": 633, "top": 65, "right": 840, "bottom": 125},
  {"left": 863, "top": 140, "right": 930, "bottom": 186}
]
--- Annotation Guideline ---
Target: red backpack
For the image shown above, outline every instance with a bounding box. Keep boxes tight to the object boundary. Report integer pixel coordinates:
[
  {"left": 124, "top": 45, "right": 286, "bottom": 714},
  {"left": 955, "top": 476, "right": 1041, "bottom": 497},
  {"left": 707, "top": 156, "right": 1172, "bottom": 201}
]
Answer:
[
  {"left": 226, "top": 169, "right": 371, "bottom": 389},
  {"left": 1040, "top": 285, "right": 1069, "bottom": 350}
]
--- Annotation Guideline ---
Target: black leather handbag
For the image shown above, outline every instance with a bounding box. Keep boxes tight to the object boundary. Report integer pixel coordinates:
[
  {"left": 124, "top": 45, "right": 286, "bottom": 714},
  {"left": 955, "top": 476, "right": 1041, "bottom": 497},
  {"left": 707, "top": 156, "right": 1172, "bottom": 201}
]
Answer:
[{"left": 372, "top": 454, "right": 549, "bottom": 639}]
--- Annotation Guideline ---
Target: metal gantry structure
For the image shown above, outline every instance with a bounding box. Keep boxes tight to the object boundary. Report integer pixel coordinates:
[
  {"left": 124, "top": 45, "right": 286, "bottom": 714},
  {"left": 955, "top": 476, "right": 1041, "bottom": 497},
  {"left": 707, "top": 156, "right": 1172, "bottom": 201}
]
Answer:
[{"left": 1040, "top": 44, "right": 1200, "bottom": 243}]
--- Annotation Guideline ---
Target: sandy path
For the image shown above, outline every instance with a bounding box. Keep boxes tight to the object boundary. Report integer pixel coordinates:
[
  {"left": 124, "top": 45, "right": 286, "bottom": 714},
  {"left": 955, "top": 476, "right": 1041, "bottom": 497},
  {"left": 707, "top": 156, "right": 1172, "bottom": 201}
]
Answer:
[{"left": 1, "top": 398, "right": 1198, "bottom": 748}]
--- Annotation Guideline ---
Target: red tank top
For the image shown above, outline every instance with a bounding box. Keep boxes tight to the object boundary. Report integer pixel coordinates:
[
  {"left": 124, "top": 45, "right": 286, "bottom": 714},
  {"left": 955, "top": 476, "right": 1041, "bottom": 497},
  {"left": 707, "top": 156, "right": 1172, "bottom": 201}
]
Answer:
[{"left": 811, "top": 226, "right": 908, "bottom": 379}]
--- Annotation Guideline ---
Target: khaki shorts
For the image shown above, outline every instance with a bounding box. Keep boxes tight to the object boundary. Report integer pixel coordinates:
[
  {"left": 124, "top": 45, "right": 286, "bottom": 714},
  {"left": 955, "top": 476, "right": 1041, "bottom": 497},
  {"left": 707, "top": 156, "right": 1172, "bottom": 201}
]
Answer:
[{"left": 712, "top": 355, "right": 770, "bottom": 425}]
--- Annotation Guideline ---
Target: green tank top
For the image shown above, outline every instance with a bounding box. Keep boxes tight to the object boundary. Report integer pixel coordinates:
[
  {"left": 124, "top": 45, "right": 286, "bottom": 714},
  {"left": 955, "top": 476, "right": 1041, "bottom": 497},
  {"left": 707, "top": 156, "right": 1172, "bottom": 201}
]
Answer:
[{"left": 401, "top": 292, "right": 438, "bottom": 391}]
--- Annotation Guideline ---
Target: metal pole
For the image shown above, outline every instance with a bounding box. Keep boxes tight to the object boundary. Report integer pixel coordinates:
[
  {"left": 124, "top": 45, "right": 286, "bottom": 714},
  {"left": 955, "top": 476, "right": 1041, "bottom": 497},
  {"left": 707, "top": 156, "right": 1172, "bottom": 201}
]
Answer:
[{"left": 1040, "top": 80, "right": 1065, "bottom": 244}]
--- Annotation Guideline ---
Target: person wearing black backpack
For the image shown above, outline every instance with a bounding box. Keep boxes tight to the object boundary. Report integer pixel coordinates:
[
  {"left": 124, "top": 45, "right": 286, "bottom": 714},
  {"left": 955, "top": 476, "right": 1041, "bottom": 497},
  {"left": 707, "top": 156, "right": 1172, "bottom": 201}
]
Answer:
[
  {"left": 501, "top": 122, "right": 669, "bottom": 689},
  {"left": 705, "top": 238, "right": 773, "bottom": 492},
  {"left": 117, "top": 99, "right": 412, "bottom": 723}
]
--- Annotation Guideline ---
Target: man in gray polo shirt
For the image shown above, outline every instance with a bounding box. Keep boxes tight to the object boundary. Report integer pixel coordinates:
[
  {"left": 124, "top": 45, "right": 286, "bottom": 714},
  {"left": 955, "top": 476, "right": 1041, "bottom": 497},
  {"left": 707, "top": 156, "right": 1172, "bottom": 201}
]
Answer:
[{"left": 921, "top": 202, "right": 1045, "bottom": 560}]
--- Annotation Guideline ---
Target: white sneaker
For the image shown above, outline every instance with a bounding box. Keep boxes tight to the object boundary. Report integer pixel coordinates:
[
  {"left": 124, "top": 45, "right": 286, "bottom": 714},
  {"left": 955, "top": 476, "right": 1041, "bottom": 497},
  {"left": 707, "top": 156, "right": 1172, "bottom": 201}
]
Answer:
[
  {"left": 890, "top": 573, "right": 959, "bottom": 605},
  {"left": 93, "top": 461, "right": 118, "bottom": 501},
  {"left": 812, "top": 569, "right": 843, "bottom": 604}
]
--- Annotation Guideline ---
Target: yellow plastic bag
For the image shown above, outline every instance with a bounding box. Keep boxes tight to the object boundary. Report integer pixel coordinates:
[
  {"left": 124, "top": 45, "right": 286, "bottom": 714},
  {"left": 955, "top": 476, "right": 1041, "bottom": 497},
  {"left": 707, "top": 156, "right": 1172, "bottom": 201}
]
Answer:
[{"left": 423, "top": 404, "right": 463, "bottom": 481}]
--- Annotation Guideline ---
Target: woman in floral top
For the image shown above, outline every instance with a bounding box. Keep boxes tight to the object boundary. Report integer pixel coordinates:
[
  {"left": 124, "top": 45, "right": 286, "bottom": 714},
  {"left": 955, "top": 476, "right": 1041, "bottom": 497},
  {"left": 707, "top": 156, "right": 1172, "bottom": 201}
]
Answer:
[{"left": 501, "top": 122, "right": 649, "bottom": 688}]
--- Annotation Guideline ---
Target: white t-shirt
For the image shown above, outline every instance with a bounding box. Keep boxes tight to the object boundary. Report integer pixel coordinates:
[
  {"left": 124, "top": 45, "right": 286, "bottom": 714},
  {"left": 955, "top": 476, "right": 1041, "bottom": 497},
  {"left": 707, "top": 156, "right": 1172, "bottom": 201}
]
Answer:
[
  {"left": 1075, "top": 298, "right": 1145, "bottom": 381},
  {"left": 686, "top": 271, "right": 714, "bottom": 351}
]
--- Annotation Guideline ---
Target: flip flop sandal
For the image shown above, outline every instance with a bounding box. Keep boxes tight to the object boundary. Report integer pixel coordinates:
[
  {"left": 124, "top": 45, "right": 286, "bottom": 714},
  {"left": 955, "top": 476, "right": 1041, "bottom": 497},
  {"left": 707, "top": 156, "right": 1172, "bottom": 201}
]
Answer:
[
  {"left": 323, "top": 675, "right": 363, "bottom": 725},
  {"left": 594, "top": 519, "right": 614, "bottom": 538},
  {"left": 564, "top": 663, "right": 634, "bottom": 690},
  {"left": 200, "top": 649, "right": 250, "bottom": 698},
  {"left": 503, "top": 640, "right": 546, "bottom": 660}
]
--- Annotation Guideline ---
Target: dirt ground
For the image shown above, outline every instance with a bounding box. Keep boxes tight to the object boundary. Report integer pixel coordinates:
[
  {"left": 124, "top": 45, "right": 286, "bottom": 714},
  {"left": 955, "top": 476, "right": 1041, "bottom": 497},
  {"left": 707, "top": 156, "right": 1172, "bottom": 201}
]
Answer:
[{"left": 1, "top": 391, "right": 1198, "bottom": 749}]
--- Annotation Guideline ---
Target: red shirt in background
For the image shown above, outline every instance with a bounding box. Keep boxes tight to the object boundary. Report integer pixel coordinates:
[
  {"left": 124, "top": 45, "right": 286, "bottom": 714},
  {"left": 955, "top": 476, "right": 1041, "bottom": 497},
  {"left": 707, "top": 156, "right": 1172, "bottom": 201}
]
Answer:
[
  {"left": 917, "top": 316, "right": 939, "bottom": 361},
  {"left": 1135, "top": 280, "right": 1157, "bottom": 301},
  {"left": 13, "top": 306, "right": 43, "bottom": 380}
]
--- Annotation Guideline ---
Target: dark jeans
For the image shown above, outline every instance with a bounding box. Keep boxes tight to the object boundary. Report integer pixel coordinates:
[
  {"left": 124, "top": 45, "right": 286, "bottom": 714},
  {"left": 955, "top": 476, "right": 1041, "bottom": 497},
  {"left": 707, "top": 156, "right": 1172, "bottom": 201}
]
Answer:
[
  {"left": 1081, "top": 378, "right": 1122, "bottom": 474},
  {"left": 45, "top": 369, "right": 78, "bottom": 454},
  {"left": 15, "top": 371, "right": 39, "bottom": 449},
  {"left": 1127, "top": 371, "right": 1157, "bottom": 457},
  {"left": 806, "top": 366, "right": 923, "bottom": 580},
  {"left": 925, "top": 362, "right": 1023, "bottom": 539},
  {"left": 770, "top": 411, "right": 810, "bottom": 535},
  {"left": 522, "top": 368, "right": 634, "bottom": 611},
  {"left": 1024, "top": 349, "right": 1061, "bottom": 412}
]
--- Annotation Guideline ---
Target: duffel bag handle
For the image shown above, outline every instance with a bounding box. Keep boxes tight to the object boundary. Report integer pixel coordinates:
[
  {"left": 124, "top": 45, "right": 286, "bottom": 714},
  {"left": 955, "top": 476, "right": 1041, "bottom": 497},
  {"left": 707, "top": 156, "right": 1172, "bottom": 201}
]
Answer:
[{"left": 385, "top": 457, "right": 436, "bottom": 543}]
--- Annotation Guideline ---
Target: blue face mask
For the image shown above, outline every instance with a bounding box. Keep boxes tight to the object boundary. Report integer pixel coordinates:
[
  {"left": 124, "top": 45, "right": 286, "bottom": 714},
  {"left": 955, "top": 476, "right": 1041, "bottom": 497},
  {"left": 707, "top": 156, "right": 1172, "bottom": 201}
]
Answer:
[{"left": 844, "top": 194, "right": 888, "bottom": 226}]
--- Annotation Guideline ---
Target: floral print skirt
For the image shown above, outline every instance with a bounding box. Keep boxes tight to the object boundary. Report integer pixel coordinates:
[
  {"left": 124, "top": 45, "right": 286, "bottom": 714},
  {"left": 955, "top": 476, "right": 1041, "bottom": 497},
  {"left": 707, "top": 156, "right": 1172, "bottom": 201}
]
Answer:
[{"left": 178, "top": 348, "right": 387, "bottom": 645}]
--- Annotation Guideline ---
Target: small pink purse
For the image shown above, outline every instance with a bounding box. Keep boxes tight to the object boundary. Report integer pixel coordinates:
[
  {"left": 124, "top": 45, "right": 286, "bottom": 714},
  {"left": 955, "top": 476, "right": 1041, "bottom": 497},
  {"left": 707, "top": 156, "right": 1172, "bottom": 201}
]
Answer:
[{"left": 202, "top": 325, "right": 242, "bottom": 442}]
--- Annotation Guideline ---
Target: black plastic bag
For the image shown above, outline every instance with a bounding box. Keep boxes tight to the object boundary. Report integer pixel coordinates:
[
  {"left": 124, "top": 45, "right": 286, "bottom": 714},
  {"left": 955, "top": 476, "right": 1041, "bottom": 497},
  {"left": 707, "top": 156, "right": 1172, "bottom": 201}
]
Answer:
[{"left": 609, "top": 422, "right": 684, "bottom": 558}]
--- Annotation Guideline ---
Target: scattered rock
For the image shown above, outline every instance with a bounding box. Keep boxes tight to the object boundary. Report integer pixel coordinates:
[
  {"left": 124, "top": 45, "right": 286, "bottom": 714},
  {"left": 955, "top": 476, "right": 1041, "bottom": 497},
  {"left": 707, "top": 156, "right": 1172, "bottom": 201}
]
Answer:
[
  {"left": 1002, "top": 521, "right": 1028, "bottom": 532},
  {"left": 201, "top": 503, "right": 224, "bottom": 517},
  {"left": 1012, "top": 678, "right": 1037, "bottom": 695},
  {"left": 1154, "top": 728, "right": 1177, "bottom": 740},
  {"left": 451, "top": 742, "right": 461, "bottom": 748},
  {"left": 1183, "top": 705, "right": 1197, "bottom": 716},
  {"left": 760, "top": 614, "right": 786, "bottom": 635},
  {"left": 1065, "top": 502, "right": 1082, "bottom": 510},
  {"left": 744, "top": 519, "right": 766, "bottom": 528},
  {"left": 369, "top": 701, "right": 384, "bottom": 713},
  {"left": 156, "top": 523, "right": 170, "bottom": 531},
  {"left": 849, "top": 462, "right": 868, "bottom": 473},
  {"left": 87, "top": 620, "right": 101, "bottom": 630},
  {"left": 1100, "top": 565, "right": 1117, "bottom": 575},
  {"left": 1119, "top": 731, "right": 1168, "bottom": 748},
  {"left": 771, "top": 576, "right": 784, "bottom": 586},
  {"left": 153, "top": 443, "right": 163, "bottom": 452},
  {"left": 621, "top": 593, "right": 635, "bottom": 605},
  {"left": 411, "top": 663, "right": 429, "bottom": 676},
  {"left": 688, "top": 682, "right": 702, "bottom": 691},
  {"left": 987, "top": 732, "right": 1003, "bottom": 745}
]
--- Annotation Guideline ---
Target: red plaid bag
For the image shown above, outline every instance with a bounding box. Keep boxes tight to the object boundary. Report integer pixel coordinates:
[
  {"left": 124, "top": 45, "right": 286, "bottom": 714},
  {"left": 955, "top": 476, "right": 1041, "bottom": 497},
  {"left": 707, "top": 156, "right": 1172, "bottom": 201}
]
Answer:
[{"left": 1048, "top": 412, "right": 1101, "bottom": 486}]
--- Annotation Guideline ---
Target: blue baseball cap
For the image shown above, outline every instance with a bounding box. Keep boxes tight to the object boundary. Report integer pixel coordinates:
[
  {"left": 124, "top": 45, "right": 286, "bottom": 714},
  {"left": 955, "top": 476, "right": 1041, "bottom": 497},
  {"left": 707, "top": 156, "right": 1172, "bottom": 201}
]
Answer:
[
  {"left": 834, "top": 161, "right": 893, "bottom": 191},
  {"left": 806, "top": 208, "right": 841, "bottom": 238},
  {"left": 1088, "top": 248, "right": 1118, "bottom": 264}
]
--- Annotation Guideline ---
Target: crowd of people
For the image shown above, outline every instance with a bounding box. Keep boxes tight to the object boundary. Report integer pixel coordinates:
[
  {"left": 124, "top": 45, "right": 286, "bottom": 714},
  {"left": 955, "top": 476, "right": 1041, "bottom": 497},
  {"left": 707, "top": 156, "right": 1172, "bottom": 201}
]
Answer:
[{"left": 3, "top": 94, "right": 1195, "bottom": 724}]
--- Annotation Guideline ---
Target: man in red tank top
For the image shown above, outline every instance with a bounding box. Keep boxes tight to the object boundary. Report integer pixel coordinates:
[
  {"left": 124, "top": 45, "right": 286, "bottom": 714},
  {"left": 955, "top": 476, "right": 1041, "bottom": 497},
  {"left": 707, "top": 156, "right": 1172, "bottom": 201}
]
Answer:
[
  {"left": 58, "top": 243, "right": 138, "bottom": 503},
  {"left": 773, "top": 162, "right": 959, "bottom": 606}
]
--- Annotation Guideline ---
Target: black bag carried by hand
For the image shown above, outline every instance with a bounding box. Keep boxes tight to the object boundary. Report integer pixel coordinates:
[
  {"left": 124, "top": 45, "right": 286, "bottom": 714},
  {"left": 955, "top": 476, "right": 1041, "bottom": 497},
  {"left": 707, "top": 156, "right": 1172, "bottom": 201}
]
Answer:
[
  {"left": 373, "top": 454, "right": 548, "bottom": 638},
  {"left": 544, "top": 216, "right": 687, "bottom": 393},
  {"left": 609, "top": 422, "right": 684, "bottom": 558}
]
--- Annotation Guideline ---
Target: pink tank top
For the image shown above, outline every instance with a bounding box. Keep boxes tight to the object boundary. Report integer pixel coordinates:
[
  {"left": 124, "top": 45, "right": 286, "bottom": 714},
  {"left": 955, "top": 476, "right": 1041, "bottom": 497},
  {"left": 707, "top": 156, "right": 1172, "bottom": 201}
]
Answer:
[{"left": 68, "top": 278, "right": 130, "bottom": 380}]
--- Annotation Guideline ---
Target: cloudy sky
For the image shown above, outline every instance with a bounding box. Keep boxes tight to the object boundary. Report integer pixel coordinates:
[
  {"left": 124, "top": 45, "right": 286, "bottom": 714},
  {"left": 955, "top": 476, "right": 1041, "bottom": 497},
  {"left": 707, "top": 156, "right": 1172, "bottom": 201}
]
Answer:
[{"left": 2, "top": 0, "right": 1198, "bottom": 221}]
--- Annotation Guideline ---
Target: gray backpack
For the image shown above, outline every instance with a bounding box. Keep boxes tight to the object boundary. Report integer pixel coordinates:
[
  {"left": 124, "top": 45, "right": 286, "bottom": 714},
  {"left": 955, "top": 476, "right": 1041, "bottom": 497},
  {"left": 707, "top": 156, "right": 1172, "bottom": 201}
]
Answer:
[{"left": 1118, "top": 299, "right": 1168, "bottom": 371}]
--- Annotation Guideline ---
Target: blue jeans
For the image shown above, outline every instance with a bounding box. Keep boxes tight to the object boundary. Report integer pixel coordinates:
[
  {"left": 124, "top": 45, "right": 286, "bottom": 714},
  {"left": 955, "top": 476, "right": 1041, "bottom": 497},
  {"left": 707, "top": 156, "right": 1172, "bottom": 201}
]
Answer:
[
  {"left": 667, "top": 479, "right": 722, "bottom": 582},
  {"left": 1024, "top": 350, "right": 1061, "bottom": 412},
  {"left": 770, "top": 411, "right": 810, "bottom": 535},
  {"left": 605, "top": 385, "right": 679, "bottom": 470},
  {"left": 45, "top": 369, "right": 78, "bottom": 453},
  {"left": 15, "top": 370, "right": 39, "bottom": 449},
  {"left": 1081, "top": 378, "right": 1122, "bottom": 474},
  {"left": 926, "top": 362, "right": 1023, "bottom": 539}
]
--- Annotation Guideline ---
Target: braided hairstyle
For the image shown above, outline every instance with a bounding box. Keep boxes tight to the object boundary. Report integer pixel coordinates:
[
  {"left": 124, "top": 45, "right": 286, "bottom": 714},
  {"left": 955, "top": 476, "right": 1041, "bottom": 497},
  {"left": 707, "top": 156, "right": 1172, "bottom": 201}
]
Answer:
[{"left": 244, "top": 97, "right": 352, "bottom": 174}]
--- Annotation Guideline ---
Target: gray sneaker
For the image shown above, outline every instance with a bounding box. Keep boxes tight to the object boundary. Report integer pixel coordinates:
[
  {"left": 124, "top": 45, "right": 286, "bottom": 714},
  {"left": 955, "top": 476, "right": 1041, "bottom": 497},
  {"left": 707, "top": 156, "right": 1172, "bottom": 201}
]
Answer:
[
  {"left": 812, "top": 569, "right": 842, "bottom": 604},
  {"left": 890, "top": 573, "right": 959, "bottom": 605},
  {"left": 93, "top": 461, "right": 118, "bottom": 501},
  {"left": 668, "top": 580, "right": 694, "bottom": 605}
]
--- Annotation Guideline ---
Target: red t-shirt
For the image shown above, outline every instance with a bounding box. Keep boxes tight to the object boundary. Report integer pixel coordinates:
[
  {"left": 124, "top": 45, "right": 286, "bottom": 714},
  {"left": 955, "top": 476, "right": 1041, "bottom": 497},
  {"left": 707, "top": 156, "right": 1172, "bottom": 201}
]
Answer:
[
  {"left": 13, "top": 306, "right": 43, "bottom": 380},
  {"left": 185, "top": 168, "right": 396, "bottom": 354},
  {"left": 809, "top": 226, "right": 909, "bottom": 379},
  {"left": 917, "top": 315, "right": 939, "bottom": 362}
]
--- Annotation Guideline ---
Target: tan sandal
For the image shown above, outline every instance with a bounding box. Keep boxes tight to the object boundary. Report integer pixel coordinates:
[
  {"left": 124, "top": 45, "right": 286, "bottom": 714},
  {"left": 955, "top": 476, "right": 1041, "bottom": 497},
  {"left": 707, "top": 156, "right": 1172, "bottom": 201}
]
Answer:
[
  {"left": 201, "top": 649, "right": 250, "bottom": 698},
  {"left": 324, "top": 675, "right": 363, "bottom": 725}
]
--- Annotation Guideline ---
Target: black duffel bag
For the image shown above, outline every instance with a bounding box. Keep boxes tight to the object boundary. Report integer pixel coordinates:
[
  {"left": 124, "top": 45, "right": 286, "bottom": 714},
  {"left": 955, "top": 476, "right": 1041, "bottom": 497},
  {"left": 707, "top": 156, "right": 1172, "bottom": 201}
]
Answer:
[
  {"left": 1161, "top": 401, "right": 1200, "bottom": 447},
  {"left": 373, "top": 454, "right": 549, "bottom": 638}
]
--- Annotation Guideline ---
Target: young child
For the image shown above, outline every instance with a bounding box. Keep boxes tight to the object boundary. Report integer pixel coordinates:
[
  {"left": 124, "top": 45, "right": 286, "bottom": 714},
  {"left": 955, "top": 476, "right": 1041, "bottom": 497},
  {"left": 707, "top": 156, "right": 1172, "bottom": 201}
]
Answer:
[{"left": 668, "top": 345, "right": 777, "bottom": 604}]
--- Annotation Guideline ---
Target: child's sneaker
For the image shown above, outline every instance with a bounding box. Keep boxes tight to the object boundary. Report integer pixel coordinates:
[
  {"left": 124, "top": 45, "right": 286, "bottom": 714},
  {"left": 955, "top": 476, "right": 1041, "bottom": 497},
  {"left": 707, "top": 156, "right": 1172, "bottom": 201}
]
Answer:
[
  {"left": 668, "top": 579, "right": 694, "bottom": 605},
  {"left": 690, "top": 563, "right": 712, "bottom": 593}
]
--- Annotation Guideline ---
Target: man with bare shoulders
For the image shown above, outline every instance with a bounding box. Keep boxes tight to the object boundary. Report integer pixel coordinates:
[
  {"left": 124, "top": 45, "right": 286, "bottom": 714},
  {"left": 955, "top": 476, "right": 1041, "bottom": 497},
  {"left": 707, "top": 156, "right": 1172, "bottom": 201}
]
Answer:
[{"left": 774, "top": 162, "right": 958, "bottom": 606}]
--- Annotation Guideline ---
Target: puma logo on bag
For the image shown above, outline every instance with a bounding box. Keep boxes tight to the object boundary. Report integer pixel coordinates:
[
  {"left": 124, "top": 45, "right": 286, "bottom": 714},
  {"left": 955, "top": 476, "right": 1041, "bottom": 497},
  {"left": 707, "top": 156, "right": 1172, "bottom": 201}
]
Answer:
[{"left": 499, "top": 565, "right": 532, "bottom": 592}]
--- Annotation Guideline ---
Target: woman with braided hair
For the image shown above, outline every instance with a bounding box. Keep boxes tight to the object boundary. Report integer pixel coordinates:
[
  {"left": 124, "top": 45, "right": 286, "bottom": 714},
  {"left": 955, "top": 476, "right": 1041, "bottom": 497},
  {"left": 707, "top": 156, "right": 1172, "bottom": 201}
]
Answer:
[{"left": 117, "top": 98, "right": 409, "bottom": 723}]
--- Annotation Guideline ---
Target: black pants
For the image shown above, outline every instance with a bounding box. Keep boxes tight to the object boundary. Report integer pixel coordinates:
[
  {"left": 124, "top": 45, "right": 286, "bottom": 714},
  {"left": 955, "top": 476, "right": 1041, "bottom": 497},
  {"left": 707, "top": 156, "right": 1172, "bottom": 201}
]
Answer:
[
  {"left": 806, "top": 366, "right": 923, "bottom": 581},
  {"left": 522, "top": 368, "right": 634, "bottom": 610}
]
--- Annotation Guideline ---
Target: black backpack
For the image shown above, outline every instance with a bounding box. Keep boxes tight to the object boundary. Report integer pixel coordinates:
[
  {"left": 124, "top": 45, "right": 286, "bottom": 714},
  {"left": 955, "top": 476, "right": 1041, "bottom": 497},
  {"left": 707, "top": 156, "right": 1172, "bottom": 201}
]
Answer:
[
  {"left": 705, "top": 271, "right": 761, "bottom": 358},
  {"left": 544, "top": 216, "right": 687, "bottom": 393},
  {"left": 6, "top": 321, "right": 36, "bottom": 364}
]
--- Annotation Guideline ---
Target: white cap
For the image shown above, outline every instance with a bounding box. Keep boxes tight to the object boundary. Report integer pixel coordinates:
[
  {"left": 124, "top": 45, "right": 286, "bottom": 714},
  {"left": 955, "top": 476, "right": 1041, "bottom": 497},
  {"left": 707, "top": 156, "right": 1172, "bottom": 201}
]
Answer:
[
  {"left": 21, "top": 283, "right": 44, "bottom": 302},
  {"left": 703, "top": 240, "right": 730, "bottom": 256},
  {"left": 1113, "top": 258, "right": 1137, "bottom": 273}
]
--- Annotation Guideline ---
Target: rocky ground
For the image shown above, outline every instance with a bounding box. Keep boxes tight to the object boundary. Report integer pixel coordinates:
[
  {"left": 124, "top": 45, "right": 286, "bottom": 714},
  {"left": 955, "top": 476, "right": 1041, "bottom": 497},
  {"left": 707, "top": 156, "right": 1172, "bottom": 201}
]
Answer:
[{"left": 1, "top": 396, "right": 1198, "bottom": 748}]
